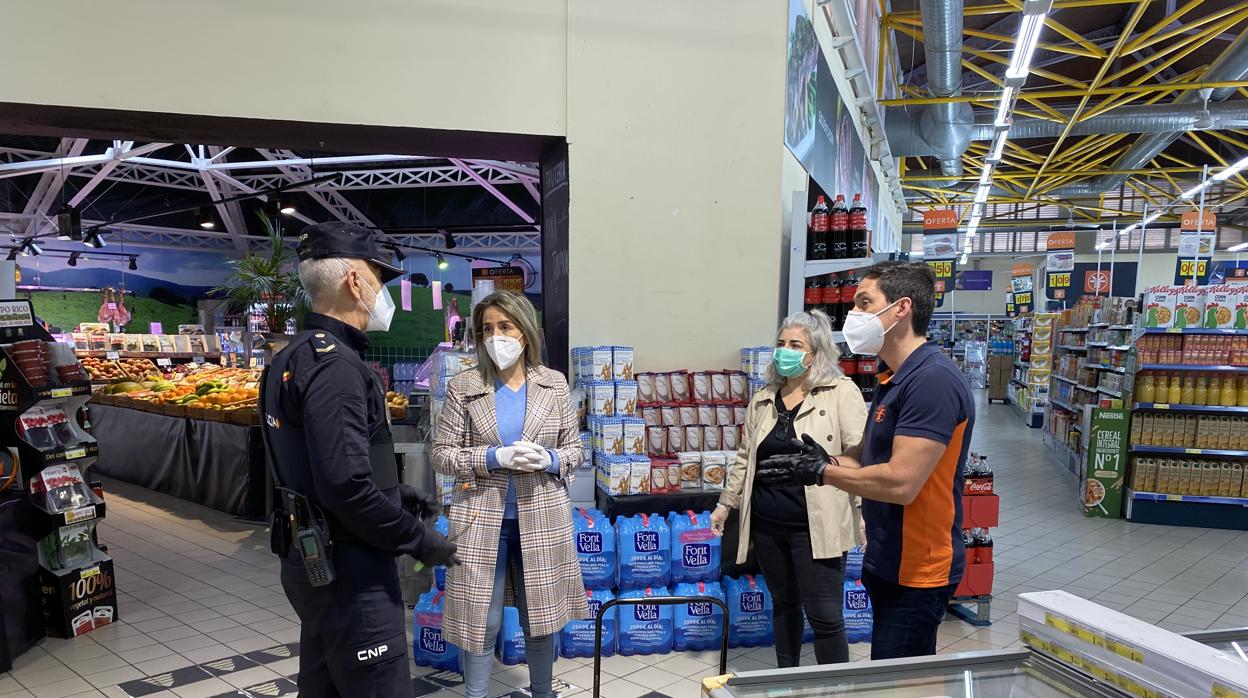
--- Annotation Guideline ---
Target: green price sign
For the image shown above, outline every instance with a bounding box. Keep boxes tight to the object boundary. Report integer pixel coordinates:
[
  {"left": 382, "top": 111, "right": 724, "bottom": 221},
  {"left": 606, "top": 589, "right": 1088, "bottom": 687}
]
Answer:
[{"left": 1083, "top": 408, "right": 1128, "bottom": 519}]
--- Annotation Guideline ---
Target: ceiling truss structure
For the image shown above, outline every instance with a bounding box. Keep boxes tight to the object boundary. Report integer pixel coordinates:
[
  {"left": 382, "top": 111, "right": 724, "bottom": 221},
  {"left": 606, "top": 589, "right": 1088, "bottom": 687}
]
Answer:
[
  {"left": 0, "top": 144, "right": 542, "bottom": 253},
  {"left": 884, "top": 0, "right": 1248, "bottom": 230}
]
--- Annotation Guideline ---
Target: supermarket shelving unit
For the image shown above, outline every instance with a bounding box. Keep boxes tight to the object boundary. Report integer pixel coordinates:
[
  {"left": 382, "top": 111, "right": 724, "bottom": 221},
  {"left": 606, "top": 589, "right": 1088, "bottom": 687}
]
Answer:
[{"left": 1124, "top": 326, "right": 1248, "bottom": 530}]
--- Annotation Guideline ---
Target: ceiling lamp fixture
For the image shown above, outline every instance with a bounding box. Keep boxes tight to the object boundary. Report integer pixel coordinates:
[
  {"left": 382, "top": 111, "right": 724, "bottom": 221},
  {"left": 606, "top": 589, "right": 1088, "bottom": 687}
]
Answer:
[
  {"left": 279, "top": 197, "right": 296, "bottom": 215},
  {"left": 83, "top": 228, "right": 106, "bottom": 249},
  {"left": 1181, "top": 180, "right": 1211, "bottom": 200},
  {"left": 56, "top": 204, "right": 82, "bottom": 241},
  {"left": 1228, "top": 242, "right": 1248, "bottom": 252},
  {"left": 393, "top": 246, "right": 406, "bottom": 262},
  {"left": 974, "top": 183, "right": 992, "bottom": 204},
  {"left": 18, "top": 239, "right": 41, "bottom": 257},
  {"left": 443, "top": 230, "right": 456, "bottom": 249},
  {"left": 1213, "top": 155, "right": 1248, "bottom": 181},
  {"left": 1005, "top": 2, "right": 1053, "bottom": 83},
  {"left": 988, "top": 132, "right": 1008, "bottom": 162},
  {"left": 128, "top": 255, "right": 138, "bottom": 271},
  {"left": 5, "top": 248, "right": 17, "bottom": 261},
  {"left": 994, "top": 86, "right": 1017, "bottom": 129},
  {"left": 264, "top": 198, "right": 280, "bottom": 218},
  {"left": 978, "top": 167, "right": 993, "bottom": 186},
  {"left": 436, "top": 253, "right": 449, "bottom": 270},
  {"left": 197, "top": 207, "right": 215, "bottom": 230},
  {"left": 68, "top": 251, "right": 80, "bottom": 267}
]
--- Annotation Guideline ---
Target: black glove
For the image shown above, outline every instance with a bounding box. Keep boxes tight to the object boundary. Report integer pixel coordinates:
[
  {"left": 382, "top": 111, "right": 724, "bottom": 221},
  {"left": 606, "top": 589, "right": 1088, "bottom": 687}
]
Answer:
[
  {"left": 400, "top": 484, "right": 443, "bottom": 521},
  {"left": 419, "top": 529, "right": 462, "bottom": 568},
  {"left": 791, "top": 433, "right": 831, "bottom": 487},
  {"left": 754, "top": 454, "right": 801, "bottom": 486}
]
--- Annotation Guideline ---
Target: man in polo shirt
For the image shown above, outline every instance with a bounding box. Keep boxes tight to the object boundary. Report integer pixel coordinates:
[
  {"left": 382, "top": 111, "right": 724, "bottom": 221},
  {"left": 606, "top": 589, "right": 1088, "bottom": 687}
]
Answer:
[{"left": 788, "top": 261, "right": 975, "bottom": 659}]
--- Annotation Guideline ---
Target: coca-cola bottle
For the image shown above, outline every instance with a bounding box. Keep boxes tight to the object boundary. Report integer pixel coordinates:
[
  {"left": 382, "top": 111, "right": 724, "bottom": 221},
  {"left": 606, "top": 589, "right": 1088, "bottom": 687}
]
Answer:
[
  {"left": 849, "top": 193, "right": 868, "bottom": 258},
  {"left": 830, "top": 195, "right": 849, "bottom": 259},
  {"left": 808, "top": 196, "right": 830, "bottom": 260},
  {"left": 821, "top": 275, "right": 841, "bottom": 326},
  {"left": 804, "top": 276, "right": 824, "bottom": 313},
  {"left": 840, "top": 274, "right": 860, "bottom": 326}
]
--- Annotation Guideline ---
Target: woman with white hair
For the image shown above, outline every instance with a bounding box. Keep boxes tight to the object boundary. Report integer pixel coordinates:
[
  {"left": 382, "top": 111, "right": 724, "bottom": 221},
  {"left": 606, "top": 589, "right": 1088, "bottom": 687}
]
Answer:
[{"left": 710, "top": 309, "right": 867, "bottom": 667}]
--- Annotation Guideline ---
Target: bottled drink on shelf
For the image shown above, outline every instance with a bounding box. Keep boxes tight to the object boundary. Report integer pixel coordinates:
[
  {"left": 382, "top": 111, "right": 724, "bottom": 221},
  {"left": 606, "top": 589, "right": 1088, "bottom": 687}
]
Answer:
[
  {"left": 821, "top": 275, "right": 840, "bottom": 326},
  {"left": 1221, "top": 375, "right": 1237, "bottom": 407},
  {"left": 1136, "top": 373, "right": 1155, "bottom": 403},
  {"left": 1181, "top": 375, "right": 1196, "bottom": 406},
  {"left": 830, "top": 194, "right": 849, "bottom": 259},
  {"left": 803, "top": 276, "right": 823, "bottom": 313},
  {"left": 1238, "top": 375, "right": 1248, "bottom": 407},
  {"left": 841, "top": 274, "right": 860, "bottom": 327},
  {"left": 848, "top": 193, "right": 868, "bottom": 258},
  {"left": 808, "top": 196, "right": 830, "bottom": 260},
  {"left": 1167, "top": 373, "right": 1182, "bottom": 405},
  {"left": 1194, "top": 374, "right": 1208, "bottom": 406}
]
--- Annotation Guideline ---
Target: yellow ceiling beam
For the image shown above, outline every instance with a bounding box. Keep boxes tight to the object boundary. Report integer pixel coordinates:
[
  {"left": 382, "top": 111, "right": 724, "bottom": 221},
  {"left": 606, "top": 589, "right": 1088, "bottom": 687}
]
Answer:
[
  {"left": 879, "top": 81, "right": 1248, "bottom": 106},
  {"left": 1042, "top": 14, "right": 1110, "bottom": 59},
  {"left": 1077, "top": 65, "right": 1205, "bottom": 122},
  {"left": 961, "top": 45, "right": 1088, "bottom": 92},
  {"left": 1023, "top": 0, "right": 1149, "bottom": 199},
  {"left": 888, "top": 0, "right": 1157, "bottom": 21},
  {"left": 1185, "top": 131, "right": 1248, "bottom": 190},
  {"left": 901, "top": 165, "right": 1216, "bottom": 183},
  {"left": 887, "top": 15, "right": 1100, "bottom": 60},
  {"left": 1122, "top": 0, "right": 1207, "bottom": 55},
  {"left": 1126, "top": 3, "right": 1248, "bottom": 56},
  {"left": 1104, "top": 10, "right": 1248, "bottom": 88}
]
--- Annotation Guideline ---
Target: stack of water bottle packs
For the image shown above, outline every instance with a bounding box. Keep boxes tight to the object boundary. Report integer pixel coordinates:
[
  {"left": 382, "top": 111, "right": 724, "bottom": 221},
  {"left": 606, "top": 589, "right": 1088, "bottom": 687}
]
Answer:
[{"left": 413, "top": 509, "right": 872, "bottom": 671}]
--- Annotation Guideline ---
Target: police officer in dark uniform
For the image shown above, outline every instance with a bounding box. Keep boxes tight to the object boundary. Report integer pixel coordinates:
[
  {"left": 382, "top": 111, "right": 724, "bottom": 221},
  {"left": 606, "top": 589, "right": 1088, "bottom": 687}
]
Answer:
[{"left": 260, "top": 221, "right": 458, "bottom": 698}]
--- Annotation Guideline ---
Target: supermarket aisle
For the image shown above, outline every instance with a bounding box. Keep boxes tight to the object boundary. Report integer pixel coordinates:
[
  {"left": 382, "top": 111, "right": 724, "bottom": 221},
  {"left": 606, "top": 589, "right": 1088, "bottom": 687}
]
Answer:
[{"left": 5, "top": 390, "right": 1248, "bottom": 698}]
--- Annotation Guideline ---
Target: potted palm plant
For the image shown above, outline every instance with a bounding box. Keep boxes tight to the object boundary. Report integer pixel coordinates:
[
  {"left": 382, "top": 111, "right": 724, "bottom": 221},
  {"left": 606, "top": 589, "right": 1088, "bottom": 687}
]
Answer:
[{"left": 214, "top": 212, "right": 307, "bottom": 359}]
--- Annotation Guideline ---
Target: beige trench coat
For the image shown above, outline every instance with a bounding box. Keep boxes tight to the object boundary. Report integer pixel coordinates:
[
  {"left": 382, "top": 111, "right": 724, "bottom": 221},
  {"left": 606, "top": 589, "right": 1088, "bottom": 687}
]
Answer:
[
  {"left": 718, "top": 376, "right": 867, "bottom": 564},
  {"left": 431, "top": 365, "right": 588, "bottom": 654}
]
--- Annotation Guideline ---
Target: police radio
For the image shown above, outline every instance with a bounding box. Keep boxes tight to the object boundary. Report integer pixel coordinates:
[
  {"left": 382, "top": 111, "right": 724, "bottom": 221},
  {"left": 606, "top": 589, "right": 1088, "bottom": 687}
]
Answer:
[{"left": 283, "top": 488, "right": 336, "bottom": 587}]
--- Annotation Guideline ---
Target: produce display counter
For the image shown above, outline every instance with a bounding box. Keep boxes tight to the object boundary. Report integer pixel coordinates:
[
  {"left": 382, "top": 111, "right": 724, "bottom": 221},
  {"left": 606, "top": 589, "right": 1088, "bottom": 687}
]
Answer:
[{"left": 89, "top": 404, "right": 266, "bottom": 518}]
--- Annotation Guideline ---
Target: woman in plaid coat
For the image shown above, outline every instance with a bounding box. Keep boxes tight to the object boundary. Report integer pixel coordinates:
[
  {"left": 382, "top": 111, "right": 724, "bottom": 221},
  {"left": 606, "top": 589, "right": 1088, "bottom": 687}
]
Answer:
[{"left": 432, "top": 291, "right": 587, "bottom": 698}]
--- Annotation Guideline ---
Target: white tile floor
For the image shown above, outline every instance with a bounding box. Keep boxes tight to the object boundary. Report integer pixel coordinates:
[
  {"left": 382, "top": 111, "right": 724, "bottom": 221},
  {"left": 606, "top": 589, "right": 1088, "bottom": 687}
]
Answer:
[{"left": 5, "top": 390, "right": 1248, "bottom": 698}]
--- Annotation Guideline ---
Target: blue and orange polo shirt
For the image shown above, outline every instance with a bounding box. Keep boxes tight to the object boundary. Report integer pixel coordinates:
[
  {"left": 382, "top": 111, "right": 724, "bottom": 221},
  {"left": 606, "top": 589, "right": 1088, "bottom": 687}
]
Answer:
[{"left": 860, "top": 341, "right": 975, "bottom": 589}]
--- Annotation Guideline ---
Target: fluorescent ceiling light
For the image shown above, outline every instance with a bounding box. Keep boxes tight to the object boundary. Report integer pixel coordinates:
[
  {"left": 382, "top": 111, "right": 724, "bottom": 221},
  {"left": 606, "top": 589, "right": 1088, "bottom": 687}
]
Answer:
[
  {"left": 1006, "top": 13, "right": 1047, "bottom": 81},
  {"left": 1095, "top": 241, "right": 1111, "bottom": 251},
  {"left": 995, "top": 86, "right": 1017, "bottom": 128},
  {"left": 979, "top": 167, "right": 993, "bottom": 186},
  {"left": 1213, "top": 155, "right": 1248, "bottom": 181},
  {"left": 1227, "top": 241, "right": 1248, "bottom": 252},
  {"left": 971, "top": 203, "right": 984, "bottom": 218},
  {"left": 960, "top": 253, "right": 970, "bottom": 265},
  {"left": 988, "top": 132, "right": 1008, "bottom": 161},
  {"left": 969, "top": 214, "right": 982, "bottom": 229},
  {"left": 974, "top": 183, "right": 991, "bottom": 203},
  {"left": 1142, "top": 212, "right": 1161, "bottom": 225},
  {"left": 1181, "top": 180, "right": 1210, "bottom": 199}
]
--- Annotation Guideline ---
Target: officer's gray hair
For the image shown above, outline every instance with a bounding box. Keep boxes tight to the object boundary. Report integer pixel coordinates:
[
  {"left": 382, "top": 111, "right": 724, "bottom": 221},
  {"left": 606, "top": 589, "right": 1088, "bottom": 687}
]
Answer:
[
  {"left": 765, "top": 309, "right": 843, "bottom": 388},
  {"left": 298, "top": 258, "right": 352, "bottom": 306}
]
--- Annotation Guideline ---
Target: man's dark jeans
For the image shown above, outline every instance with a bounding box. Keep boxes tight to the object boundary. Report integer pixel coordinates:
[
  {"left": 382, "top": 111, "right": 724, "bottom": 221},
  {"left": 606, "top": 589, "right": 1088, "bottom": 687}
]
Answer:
[{"left": 861, "top": 569, "right": 956, "bottom": 660}]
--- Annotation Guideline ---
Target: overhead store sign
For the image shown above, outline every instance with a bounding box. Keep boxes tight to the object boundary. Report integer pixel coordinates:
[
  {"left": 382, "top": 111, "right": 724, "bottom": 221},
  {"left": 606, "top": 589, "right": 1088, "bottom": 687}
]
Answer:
[
  {"left": 1006, "top": 293, "right": 1017, "bottom": 317},
  {"left": 922, "top": 210, "right": 958, "bottom": 307},
  {"left": 1046, "top": 231, "right": 1076, "bottom": 300},
  {"left": 1085, "top": 269, "right": 1111, "bottom": 294},
  {"left": 1174, "top": 209, "right": 1216, "bottom": 286},
  {"left": 783, "top": 0, "right": 866, "bottom": 202},
  {"left": 955, "top": 270, "right": 992, "bottom": 291},
  {"left": 1011, "top": 263, "right": 1033, "bottom": 294}
]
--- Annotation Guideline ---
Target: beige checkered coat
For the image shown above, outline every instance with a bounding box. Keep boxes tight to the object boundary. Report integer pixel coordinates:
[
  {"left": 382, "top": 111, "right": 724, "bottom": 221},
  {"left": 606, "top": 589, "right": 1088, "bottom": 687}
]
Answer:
[{"left": 432, "top": 365, "right": 588, "bottom": 653}]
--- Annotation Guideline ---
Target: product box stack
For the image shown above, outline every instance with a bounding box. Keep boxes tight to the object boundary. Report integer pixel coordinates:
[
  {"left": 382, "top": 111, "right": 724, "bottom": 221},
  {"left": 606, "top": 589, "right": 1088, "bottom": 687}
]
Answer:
[
  {"left": 957, "top": 452, "right": 999, "bottom": 600},
  {"left": 987, "top": 354, "right": 1012, "bottom": 402},
  {"left": 1142, "top": 284, "right": 1248, "bottom": 329}
]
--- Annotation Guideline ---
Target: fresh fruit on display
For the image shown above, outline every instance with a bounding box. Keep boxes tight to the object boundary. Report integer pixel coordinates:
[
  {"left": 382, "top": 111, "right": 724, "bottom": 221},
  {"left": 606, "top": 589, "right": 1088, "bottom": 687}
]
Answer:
[{"left": 81, "top": 357, "right": 125, "bottom": 381}]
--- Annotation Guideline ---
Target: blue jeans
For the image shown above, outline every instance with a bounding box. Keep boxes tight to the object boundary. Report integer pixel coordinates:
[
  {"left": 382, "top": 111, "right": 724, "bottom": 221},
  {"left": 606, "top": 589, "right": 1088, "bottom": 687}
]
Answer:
[
  {"left": 462, "top": 518, "right": 556, "bottom": 698},
  {"left": 861, "top": 570, "right": 956, "bottom": 660}
]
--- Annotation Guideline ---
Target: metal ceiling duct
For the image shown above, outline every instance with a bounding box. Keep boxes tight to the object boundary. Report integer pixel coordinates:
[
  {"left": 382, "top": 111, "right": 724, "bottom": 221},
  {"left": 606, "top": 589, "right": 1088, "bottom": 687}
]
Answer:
[
  {"left": 919, "top": 0, "right": 971, "bottom": 177},
  {"left": 1049, "top": 30, "right": 1248, "bottom": 197},
  {"left": 889, "top": 101, "right": 1248, "bottom": 152}
]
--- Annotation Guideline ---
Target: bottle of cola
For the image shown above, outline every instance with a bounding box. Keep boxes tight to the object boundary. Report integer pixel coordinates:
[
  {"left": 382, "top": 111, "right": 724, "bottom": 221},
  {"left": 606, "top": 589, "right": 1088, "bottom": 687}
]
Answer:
[
  {"left": 830, "top": 194, "right": 849, "bottom": 259},
  {"left": 804, "top": 276, "right": 823, "bottom": 313},
  {"left": 808, "top": 196, "right": 830, "bottom": 260},
  {"left": 848, "top": 193, "right": 869, "bottom": 258},
  {"left": 821, "top": 274, "right": 841, "bottom": 327}
]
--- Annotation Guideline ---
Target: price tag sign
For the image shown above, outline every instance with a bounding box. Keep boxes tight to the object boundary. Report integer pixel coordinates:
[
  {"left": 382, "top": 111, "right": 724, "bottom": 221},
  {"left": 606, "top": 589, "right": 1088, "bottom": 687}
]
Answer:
[
  {"left": 928, "top": 260, "right": 952, "bottom": 276},
  {"left": 1014, "top": 291, "right": 1033, "bottom": 306},
  {"left": 193, "top": 355, "right": 206, "bottom": 364},
  {"left": 49, "top": 387, "right": 73, "bottom": 398},
  {"left": 156, "top": 358, "right": 172, "bottom": 367},
  {"left": 1185, "top": 448, "right": 1201, "bottom": 454},
  {"left": 65, "top": 505, "right": 97, "bottom": 524},
  {"left": 105, "top": 351, "right": 120, "bottom": 360},
  {"left": 63, "top": 447, "right": 87, "bottom": 460},
  {"left": 1153, "top": 404, "right": 1169, "bottom": 409},
  {"left": 1166, "top": 494, "right": 1183, "bottom": 501}
]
